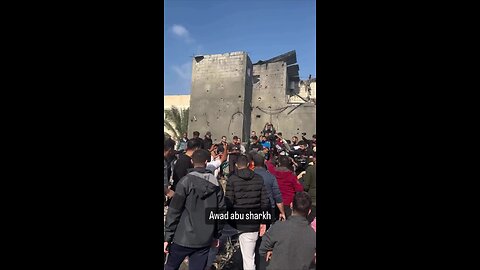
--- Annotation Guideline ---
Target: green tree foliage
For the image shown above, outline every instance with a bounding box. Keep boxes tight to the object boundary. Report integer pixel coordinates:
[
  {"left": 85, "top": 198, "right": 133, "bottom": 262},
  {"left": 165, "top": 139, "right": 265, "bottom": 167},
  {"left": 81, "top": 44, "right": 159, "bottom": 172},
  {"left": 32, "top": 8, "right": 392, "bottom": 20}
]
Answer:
[{"left": 164, "top": 106, "right": 189, "bottom": 141}]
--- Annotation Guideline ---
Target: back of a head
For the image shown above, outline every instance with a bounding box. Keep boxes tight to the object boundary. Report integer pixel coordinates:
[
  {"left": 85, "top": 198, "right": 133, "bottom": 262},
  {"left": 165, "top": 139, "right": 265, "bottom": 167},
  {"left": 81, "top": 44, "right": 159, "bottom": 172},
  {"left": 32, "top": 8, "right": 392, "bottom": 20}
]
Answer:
[
  {"left": 191, "top": 149, "right": 210, "bottom": 167},
  {"left": 252, "top": 153, "right": 264, "bottom": 167},
  {"left": 167, "top": 137, "right": 176, "bottom": 146},
  {"left": 193, "top": 131, "right": 200, "bottom": 137},
  {"left": 236, "top": 155, "right": 249, "bottom": 168},
  {"left": 187, "top": 138, "right": 203, "bottom": 150},
  {"left": 293, "top": 192, "right": 312, "bottom": 217},
  {"left": 164, "top": 139, "right": 175, "bottom": 152},
  {"left": 278, "top": 155, "right": 290, "bottom": 167}
]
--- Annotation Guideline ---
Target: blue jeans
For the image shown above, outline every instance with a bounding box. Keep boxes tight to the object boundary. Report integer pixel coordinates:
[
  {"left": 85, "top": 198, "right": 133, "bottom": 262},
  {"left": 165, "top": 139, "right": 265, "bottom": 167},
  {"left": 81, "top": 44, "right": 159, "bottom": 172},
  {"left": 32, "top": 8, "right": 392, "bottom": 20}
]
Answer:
[{"left": 165, "top": 243, "right": 210, "bottom": 270}]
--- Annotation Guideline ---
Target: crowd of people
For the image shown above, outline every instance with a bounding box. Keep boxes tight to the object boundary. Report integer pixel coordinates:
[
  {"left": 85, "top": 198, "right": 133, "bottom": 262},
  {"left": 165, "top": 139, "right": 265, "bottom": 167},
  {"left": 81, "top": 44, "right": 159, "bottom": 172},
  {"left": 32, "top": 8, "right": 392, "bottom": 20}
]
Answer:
[{"left": 164, "top": 123, "right": 317, "bottom": 270}]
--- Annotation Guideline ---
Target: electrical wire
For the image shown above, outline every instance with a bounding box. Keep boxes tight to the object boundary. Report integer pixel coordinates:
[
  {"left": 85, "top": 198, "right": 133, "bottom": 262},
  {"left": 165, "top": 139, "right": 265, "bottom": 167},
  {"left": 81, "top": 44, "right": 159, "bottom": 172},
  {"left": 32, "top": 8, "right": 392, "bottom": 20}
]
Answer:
[{"left": 255, "top": 106, "right": 291, "bottom": 115}]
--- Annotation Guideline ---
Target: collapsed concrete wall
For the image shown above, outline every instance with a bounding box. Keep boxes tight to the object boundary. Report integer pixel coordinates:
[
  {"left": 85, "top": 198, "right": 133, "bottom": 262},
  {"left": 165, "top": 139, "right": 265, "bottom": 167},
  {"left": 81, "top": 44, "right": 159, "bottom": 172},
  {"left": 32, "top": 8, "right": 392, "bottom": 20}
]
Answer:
[
  {"left": 188, "top": 50, "right": 316, "bottom": 143},
  {"left": 188, "top": 52, "right": 252, "bottom": 143},
  {"left": 250, "top": 52, "right": 316, "bottom": 138}
]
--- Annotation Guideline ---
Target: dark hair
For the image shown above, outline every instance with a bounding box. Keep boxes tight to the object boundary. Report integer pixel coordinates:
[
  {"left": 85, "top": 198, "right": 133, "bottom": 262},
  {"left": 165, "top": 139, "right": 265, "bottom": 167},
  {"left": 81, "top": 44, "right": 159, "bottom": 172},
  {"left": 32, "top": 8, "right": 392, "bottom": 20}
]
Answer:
[
  {"left": 299, "top": 140, "right": 307, "bottom": 146},
  {"left": 292, "top": 136, "right": 298, "bottom": 140},
  {"left": 292, "top": 192, "right": 312, "bottom": 216},
  {"left": 164, "top": 139, "right": 175, "bottom": 151},
  {"left": 192, "top": 149, "right": 210, "bottom": 165},
  {"left": 187, "top": 138, "right": 203, "bottom": 150},
  {"left": 252, "top": 153, "right": 265, "bottom": 167},
  {"left": 278, "top": 155, "right": 290, "bottom": 167},
  {"left": 277, "top": 132, "right": 282, "bottom": 136},
  {"left": 193, "top": 131, "right": 200, "bottom": 137},
  {"left": 312, "top": 134, "right": 316, "bottom": 139},
  {"left": 233, "top": 135, "right": 239, "bottom": 140},
  {"left": 251, "top": 135, "right": 258, "bottom": 140},
  {"left": 236, "top": 155, "right": 249, "bottom": 168}
]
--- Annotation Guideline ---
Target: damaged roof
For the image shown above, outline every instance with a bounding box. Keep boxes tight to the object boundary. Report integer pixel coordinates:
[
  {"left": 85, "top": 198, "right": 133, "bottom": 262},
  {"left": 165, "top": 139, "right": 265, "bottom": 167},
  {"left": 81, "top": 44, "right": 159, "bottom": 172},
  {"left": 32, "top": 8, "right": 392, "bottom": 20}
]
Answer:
[
  {"left": 254, "top": 50, "right": 297, "bottom": 66},
  {"left": 287, "top": 64, "right": 300, "bottom": 80},
  {"left": 254, "top": 50, "right": 299, "bottom": 81}
]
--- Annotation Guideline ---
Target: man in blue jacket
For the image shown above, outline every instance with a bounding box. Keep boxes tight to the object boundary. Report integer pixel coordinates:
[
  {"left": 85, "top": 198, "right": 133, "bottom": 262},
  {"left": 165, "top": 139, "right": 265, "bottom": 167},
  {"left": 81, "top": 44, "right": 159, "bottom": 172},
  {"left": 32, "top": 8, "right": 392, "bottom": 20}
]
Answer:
[{"left": 252, "top": 153, "right": 286, "bottom": 223}]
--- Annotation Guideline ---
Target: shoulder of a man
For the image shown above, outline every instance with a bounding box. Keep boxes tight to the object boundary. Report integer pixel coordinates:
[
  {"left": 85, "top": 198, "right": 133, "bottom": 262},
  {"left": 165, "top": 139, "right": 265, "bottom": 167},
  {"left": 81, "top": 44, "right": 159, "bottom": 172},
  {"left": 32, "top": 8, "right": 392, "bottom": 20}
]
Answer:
[
  {"left": 178, "top": 154, "right": 190, "bottom": 162},
  {"left": 176, "top": 173, "right": 194, "bottom": 189},
  {"left": 208, "top": 159, "right": 221, "bottom": 167},
  {"left": 257, "top": 170, "right": 271, "bottom": 182},
  {"left": 267, "top": 219, "right": 286, "bottom": 236},
  {"left": 175, "top": 156, "right": 189, "bottom": 167},
  {"left": 253, "top": 173, "right": 265, "bottom": 184},
  {"left": 229, "top": 173, "right": 241, "bottom": 182}
]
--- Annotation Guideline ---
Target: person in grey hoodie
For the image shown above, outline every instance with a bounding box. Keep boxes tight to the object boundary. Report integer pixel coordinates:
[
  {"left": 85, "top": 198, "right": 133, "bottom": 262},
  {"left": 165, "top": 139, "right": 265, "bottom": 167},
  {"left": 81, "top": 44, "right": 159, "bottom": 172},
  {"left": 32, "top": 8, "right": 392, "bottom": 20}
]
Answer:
[
  {"left": 164, "top": 149, "right": 226, "bottom": 270},
  {"left": 259, "top": 192, "right": 316, "bottom": 270}
]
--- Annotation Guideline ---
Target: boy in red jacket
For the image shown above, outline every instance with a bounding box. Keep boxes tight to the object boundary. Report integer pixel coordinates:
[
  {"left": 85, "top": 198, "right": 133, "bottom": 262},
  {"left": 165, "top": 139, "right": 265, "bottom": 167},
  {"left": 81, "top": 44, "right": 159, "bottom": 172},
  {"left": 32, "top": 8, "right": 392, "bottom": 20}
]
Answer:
[{"left": 266, "top": 155, "right": 303, "bottom": 217}]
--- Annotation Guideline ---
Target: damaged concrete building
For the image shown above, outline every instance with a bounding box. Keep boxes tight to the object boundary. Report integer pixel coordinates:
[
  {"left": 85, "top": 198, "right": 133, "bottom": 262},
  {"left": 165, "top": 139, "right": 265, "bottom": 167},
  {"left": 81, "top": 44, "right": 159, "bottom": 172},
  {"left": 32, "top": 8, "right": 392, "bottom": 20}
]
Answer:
[{"left": 188, "top": 50, "right": 316, "bottom": 143}]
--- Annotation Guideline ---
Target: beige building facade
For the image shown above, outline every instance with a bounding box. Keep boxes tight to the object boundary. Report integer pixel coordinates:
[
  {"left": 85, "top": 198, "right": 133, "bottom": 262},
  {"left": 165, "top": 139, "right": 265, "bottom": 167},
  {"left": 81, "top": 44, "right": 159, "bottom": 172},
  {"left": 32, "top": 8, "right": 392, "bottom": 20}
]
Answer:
[{"left": 164, "top": 95, "right": 190, "bottom": 135}]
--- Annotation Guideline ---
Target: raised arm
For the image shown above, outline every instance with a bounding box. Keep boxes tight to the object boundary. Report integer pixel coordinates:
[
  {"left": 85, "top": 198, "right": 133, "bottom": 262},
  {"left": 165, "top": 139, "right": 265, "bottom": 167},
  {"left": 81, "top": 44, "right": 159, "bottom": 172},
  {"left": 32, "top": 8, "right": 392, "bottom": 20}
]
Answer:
[{"left": 220, "top": 142, "right": 229, "bottom": 163}]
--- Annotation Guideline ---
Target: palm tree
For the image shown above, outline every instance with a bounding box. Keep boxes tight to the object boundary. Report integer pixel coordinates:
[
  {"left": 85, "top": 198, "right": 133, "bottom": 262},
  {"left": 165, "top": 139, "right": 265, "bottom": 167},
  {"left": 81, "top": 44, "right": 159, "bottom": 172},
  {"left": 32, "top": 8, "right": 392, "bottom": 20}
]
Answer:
[
  {"left": 164, "top": 132, "right": 171, "bottom": 142},
  {"left": 164, "top": 106, "right": 189, "bottom": 141}
]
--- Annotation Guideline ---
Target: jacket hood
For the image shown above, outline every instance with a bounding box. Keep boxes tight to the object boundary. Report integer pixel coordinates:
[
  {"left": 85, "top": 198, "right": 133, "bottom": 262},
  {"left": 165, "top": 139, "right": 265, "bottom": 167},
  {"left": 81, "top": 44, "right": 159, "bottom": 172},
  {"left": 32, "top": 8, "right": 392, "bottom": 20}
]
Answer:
[
  {"left": 187, "top": 168, "right": 220, "bottom": 199},
  {"left": 236, "top": 168, "right": 255, "bottom": 180}
]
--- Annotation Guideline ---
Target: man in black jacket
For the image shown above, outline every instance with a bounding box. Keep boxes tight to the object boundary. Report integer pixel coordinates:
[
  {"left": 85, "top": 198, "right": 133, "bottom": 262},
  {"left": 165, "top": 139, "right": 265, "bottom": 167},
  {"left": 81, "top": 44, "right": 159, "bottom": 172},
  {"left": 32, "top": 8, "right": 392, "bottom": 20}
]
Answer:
[
  {"left": 203, "top": 131, "right": 213, "bottom": 151},
  {"left": 249, "top": 135, "right": 264, "bottom": 153},
  {"left": 192, "top": 131, "right": 205, "bottom": 149},
  {"left": 226, "top": 155, "right": 269, "bottom": 270},
  {"left": 164, "top": 149, "right": 226, "bottom": 270},
  {"left": 171, "top": 139, "right": 202, "bottom": 191}
]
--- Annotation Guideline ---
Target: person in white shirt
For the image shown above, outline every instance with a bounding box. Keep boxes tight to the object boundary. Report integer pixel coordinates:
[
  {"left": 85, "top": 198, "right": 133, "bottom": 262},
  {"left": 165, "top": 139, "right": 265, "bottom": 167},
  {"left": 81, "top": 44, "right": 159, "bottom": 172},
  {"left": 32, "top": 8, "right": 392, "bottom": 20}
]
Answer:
[
  {"left": 206, "top": 142, "right": 228, "bottom": 178},
  {"left": 239, "top": 138, "right": 246, "bottom": 154}
]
